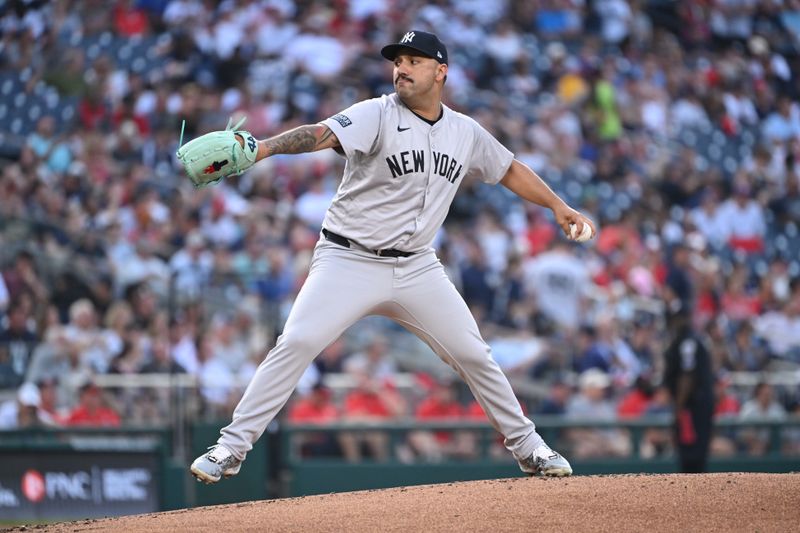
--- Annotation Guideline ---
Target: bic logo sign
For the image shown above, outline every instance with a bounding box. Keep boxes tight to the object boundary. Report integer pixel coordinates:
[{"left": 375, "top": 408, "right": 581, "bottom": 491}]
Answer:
[
  {"left": 22, "top": 470, "right": 45, "bottom": 503},
  {"left": 400, "top": 32, "right": 415, "bottom": 44}
]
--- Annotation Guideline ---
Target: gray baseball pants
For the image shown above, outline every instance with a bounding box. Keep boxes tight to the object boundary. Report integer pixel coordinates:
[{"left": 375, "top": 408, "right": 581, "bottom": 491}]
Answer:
[{"left": 217, "top": 238, "right": 543, "bottom": 461}]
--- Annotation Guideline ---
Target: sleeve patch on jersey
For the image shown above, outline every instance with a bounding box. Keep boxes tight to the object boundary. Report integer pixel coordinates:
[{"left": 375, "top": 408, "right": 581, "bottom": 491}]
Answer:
[
  {"left": 331, "top": 113, "right": 352, "bottom": 128},
  {"left": 679, "top": 339, "right": 697, "bottom": 371}
]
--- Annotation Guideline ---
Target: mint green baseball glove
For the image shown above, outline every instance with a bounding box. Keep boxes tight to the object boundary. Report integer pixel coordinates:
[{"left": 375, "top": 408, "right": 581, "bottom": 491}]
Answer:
[{"left": 176, "top": 117, "right": 259, "bottom": 187}]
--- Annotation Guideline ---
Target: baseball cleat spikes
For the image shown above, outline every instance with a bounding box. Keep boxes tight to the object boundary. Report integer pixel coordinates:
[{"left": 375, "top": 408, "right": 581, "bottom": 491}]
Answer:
[
  {"left": 517, "top": 442, "right": 573, "bottom": 477},
  {"left": 190, "top": 444, "right": 242, "bottom": 484}
]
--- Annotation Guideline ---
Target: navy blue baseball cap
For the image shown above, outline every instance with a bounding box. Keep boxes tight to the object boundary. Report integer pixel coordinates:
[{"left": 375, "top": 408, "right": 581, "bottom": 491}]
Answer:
[{"left": 381, "top": 30, "right": 448, "bottom": 65}]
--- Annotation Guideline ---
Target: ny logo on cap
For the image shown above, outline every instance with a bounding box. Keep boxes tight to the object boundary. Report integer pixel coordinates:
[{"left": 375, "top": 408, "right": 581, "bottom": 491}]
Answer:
[{"left": 400, "top": 31, "right": 415, "bottom": 44}]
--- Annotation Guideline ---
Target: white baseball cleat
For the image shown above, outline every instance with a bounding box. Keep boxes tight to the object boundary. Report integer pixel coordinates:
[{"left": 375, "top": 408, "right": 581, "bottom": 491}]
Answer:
[
  {"left": 190, "top": 444, "right": 242, "bottom": 484},
  {"left": 517, "top": 442, "right": 573, "bottom": 477}
]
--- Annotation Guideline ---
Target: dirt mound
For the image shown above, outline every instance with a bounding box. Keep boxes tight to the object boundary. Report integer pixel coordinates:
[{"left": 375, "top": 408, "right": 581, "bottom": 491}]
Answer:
[{"left": 7, "top": 473, "right": 799, "bottom": 532}]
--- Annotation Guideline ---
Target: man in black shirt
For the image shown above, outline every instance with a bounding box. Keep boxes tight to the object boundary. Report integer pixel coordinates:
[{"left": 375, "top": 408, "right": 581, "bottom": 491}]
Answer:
[
  {"left": 0, "top": 300, "right": 39, "bottom": 388},
  {"left": 663, "top": 300, "right": 715, "bottom": 473}
]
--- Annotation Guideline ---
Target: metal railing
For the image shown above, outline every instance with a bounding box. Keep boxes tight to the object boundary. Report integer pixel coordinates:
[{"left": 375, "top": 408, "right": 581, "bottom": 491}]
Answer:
[{"left": 283, "top": 415, "right": 800, "bottom": 463}]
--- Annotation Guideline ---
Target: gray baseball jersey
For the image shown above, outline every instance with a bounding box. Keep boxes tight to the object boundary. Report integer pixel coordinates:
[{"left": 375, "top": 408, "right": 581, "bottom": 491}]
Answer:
[
  {"left": 321, "top": 93, "right": 513, "bottom": 251},
  {"left": 215, "top": 93, "right": 543, "bottom": 468}
]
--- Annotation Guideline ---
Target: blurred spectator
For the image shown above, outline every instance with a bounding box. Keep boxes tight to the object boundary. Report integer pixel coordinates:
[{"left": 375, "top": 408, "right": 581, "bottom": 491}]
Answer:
[
  {"left": 724, "top": 321, "right": 769, "bottom": 371},
  {"left": 617, "top": 375, "right": 655, "bottom": 418},
  {"left": 523, "top": 239, "right": 592, "bottom": 331},
  {"left": 169, "top": 230, "right": 214, "bottom": 302},
  {"left": 49, "top": 298, "right": 119, "bottom": 374},
  {"left": 594, "top": 0, "right": 633, "bottom": 45},
  {"left": 26, "top": 116, "right": 72, "bottom": 175},
  {"left": 407, "top": 379, "right": 475, "bottom": 461},
  {"left": 339, "top": 371, "right": 406, "bottom": 462},
  {"left": 2, "top": 251, "right": 48, "bottom": 310},
  {"left": 738, "top": 381, "right": 786, "bottom": 455},
  {"left": 720, "top": 265, "right": 762, "bottom": 322},
  {"left": 312, "top": 336, "right": 348, "bottom": 378},
  {"left": 753, "top": 287, "right": 800, "bottom": 362},
  {"left": 717, "top": 180, "right": 766, "bottom": 253},
  {"left": 0, "top": 382, "right": 45, "bottom": 429},
  {"left": 565, "top": 369, "right": 631, "bottom": 458},
  {"left": 294, "top": 175, "right": 335, "bottom": 229},
  {"left": 140, "top": 335, "right": 187, "bottom": 374},
  {"left": 288, "top": 384, "right": 343, "bottom": 458},
  {"left": 640, "top": 386, "right": 673, "bottom": 458},
  {"left": 35, "top": 377, "right": 63, "bottom": 426},
  {"left": 194, "top": 331, "right": 240, "bottom": 416},
  {"left": 761, "top": 96, "right": 800, "bottom": 142},
  {"left": 712, "top": 373, "right": 740, "bottom": 457},
  {"left": 64, "top": 382, "right": 121, "bottom": 427},
  {"left": 690, "top": 188, "right": 729, "bottom": 249},
  {"left": 665, "top": 243, "right": 694, "bottom": 311},
  {"left": 343, "top": 333, "right": 397, "bottom": 383},
  {"left": 535, "top": 380, "right": 572, "bottom": 416},
  {"left": 0, "top": 299, "right": 39, "bottom": 388},
  {"left": 114, "top": 240, "right": 170, "bottom": 295},
  {"left": 459, "top": 239, "right": 495, "bottom": 322}
]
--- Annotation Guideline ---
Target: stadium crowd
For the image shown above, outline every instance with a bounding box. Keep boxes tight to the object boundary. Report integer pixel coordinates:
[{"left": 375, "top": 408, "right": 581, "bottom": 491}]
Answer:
[{"left": 1, "top": 0, "right": 799, "bottom": 460}]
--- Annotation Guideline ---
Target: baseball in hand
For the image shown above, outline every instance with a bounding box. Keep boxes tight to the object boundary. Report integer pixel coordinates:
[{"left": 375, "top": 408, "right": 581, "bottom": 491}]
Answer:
[{"left": 569, "top": 223, "right": 593, "bottom": 243}]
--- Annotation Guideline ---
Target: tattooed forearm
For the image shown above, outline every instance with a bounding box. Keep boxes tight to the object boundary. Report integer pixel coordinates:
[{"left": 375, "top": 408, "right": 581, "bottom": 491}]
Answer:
[{"left": 264, "top": 124, "right": 340, "bottom": 157}]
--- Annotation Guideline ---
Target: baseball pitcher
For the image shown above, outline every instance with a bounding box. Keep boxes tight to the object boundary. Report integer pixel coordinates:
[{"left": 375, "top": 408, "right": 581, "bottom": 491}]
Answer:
[{"left": 181, "top": 30, "right": 595, "bottom": 484}]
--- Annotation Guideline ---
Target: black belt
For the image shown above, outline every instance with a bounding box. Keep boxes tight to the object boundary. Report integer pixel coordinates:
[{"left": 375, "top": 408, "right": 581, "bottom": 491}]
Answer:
[{"left": 322, "top": 228, "right": 415, "bottom": 258}]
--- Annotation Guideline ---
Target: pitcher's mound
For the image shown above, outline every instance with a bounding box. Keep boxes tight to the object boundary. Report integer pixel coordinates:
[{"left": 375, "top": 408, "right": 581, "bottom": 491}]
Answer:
[{"left": 9, "top": 473, "right": 800, "bottom": 532}]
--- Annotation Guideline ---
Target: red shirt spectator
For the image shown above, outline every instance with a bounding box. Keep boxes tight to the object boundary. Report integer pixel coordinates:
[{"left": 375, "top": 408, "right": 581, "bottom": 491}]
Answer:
[
  {"left": 65, "top": 384, "right": 120, "bottom": 427},
  {"left": 617, "top": 377, "right": 656, "bottom": 418},
  {"left": 617, "top": 389, "right": 650, "bottom": 418},
  {"left": 416, "top": 383, "right": 464, "bottom": 443},
  {"left": 714, "top": 377, "right": 741, "bottom": 418},
  {"left": 343, "top": 389, "right": 393, "bottom": 418},
  {"left": 288, "top": 386, "right": 338, "bottom": 424},
  {"left": 114, "top": 1, "right": 149, "bottom": 37}
]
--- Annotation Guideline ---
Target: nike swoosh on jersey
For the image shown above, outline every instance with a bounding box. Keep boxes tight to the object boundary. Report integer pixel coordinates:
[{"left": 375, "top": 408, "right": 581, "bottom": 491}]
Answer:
[{"left": 397, "top": 126, "right": 410, "bottom": 132}]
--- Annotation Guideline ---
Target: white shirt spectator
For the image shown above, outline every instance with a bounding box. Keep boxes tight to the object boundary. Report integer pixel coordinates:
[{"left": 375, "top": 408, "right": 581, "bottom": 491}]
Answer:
[
  {"left": 761, "top": 102, "right": 800, "bottom": 142},
  {"left": 169, "top": 234, "right": 214, "bottom": 301},
  {"left": 641, "top": 96, "right": 669, "bottom": 135},
  {"left": 285, "top": 32, "right": 348, "bottom": 79},
  {"left": 349, "top": 0, "right": 389, "bottom": 20},
  {"left": 114, "top": 244, "right": 170, "bottom": 293},
  {"left": 716, "top": 196, "right": 766, "bottom": 240},
  {"left": 211, "top": 11, "right": 246, "bottom": 60},
  {"left": 172, "top": 334, "right": 199, "bottom": 376},
  {"left": 710, "top": 0, "right": 756, "bottom": 39},
  {"left": 523, "top": 247, "right": 591, "bottom": 328},
  {"left": 753, "top": 310, "right": 800, "bottom": 357},
  {"left": 163, "top": 0, "right": 207, "bottom": 26},
  {"left": 487, "top": 336, "right": 544, "bottom": 373},
  {"left": 671, "top": 97, "right": 711, "bottom": 131},
  {"left": 256, "top": 19, "right": 298, "bottom": 57},
  {"left": 691, "top": 204, "right": 730, "bottom": 248},
  {"left": 739, "top": 398, "right": 786, "bottom": 420},
  {"left": 595, "top": 0, "right": 633, "bottom": 44},
  {"left": 201, "top": 213, "right": 242, "bottom": 248},
  {"left": 484, "top": 23, "right": 523, "bottom": 64},
  {"left": 198, "top": 356, "right": 237, "bottom": 407},
  {"left": 294, "top": 184, "right": 335, "bottom": 229},
  {"left": 723, "top": 92, "right": 758, "bottom": 126}
]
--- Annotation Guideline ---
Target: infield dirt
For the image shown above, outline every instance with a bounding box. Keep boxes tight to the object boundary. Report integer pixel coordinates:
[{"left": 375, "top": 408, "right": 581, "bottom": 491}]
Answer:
[{"left": 5, "top": 473, "right": 799, "bottom": 532}]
